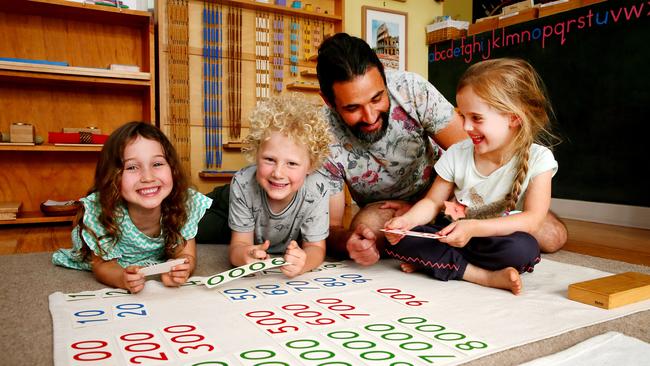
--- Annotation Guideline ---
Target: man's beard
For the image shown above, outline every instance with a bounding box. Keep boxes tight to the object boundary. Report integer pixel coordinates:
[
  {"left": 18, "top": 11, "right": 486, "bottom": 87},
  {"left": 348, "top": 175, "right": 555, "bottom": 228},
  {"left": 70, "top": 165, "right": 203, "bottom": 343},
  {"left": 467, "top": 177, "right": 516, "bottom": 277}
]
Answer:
[{"left": 350, "top": 109, "right": 390, "bottom": 143}]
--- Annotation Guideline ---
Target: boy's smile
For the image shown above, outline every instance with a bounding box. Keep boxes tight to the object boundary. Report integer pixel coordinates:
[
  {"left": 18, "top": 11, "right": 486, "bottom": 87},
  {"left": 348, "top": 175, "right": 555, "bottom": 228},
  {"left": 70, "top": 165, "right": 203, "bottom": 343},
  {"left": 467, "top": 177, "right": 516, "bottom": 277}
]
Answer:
[{"left": 256, "top": 131, "right": 312, "bottom": 213}]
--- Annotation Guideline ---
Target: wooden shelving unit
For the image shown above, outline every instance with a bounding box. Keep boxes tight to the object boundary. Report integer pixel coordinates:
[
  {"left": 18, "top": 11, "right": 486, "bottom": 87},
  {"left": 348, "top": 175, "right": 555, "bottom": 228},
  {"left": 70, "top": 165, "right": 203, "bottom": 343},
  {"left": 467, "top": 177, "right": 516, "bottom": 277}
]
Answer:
[
  {"left": 0, "top": 0, "right": 155, "bottom": 227},
  {"left": 157, "top": 0, "right": 344, "bottom": 189}
]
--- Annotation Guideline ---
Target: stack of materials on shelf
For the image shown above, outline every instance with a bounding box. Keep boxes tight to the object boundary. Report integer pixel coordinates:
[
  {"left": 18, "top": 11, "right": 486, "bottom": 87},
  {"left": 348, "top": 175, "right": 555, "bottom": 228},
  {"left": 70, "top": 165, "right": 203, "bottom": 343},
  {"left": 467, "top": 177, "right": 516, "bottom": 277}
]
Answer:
[
  {"left": 0, "top": 202, "right": 21, "bottom": 221},
  {"left": 425, "top": 16, "right": 469, "bottom": 45},
  {"left": 48, "top": 127, "right": 108, "bottom": 145}
]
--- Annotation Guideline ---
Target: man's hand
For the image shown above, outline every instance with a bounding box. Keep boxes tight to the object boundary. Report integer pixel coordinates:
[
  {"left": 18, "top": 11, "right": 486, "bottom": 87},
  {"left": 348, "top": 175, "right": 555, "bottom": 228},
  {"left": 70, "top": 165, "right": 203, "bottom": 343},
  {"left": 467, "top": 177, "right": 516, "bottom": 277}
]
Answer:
[
  {"left": 346, "top": 224, "right": 380, "bottom": 266},
  {"left": 380, "top": 201, "right": 412, "bottom": 217}
]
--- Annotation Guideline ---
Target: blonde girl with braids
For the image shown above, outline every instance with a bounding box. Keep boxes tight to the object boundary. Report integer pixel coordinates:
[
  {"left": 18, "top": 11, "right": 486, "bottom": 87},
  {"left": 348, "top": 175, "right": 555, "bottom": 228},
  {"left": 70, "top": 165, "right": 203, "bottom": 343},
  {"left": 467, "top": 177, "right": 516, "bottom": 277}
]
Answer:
[
  {"left": 384, "top": 58, "right": 559, "bottom": 295},
  {"left": 52, "top": 122, "right": 213, "bottom": 293},
  {"left": 228, "top": 93, "right": 332, "bottom": 278}
]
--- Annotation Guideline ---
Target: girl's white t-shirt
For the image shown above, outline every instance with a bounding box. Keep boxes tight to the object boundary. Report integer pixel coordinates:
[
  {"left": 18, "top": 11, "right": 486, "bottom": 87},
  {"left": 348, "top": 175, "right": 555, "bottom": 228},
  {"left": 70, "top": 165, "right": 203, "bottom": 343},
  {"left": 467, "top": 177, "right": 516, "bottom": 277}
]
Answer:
[{"left": 435, "top": 139, "right": 558, "bottom": 214}]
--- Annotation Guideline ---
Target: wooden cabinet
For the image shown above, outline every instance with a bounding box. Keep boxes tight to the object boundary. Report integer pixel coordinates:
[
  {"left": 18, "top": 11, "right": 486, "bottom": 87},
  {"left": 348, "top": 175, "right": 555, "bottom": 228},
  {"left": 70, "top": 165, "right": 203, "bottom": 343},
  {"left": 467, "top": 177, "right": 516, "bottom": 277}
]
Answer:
[
  {"left": 156, "top": 0, "right": 344, "bottom": 192},
  {"left": 0, "top": 0, "right": 155, "bottom": 225}
]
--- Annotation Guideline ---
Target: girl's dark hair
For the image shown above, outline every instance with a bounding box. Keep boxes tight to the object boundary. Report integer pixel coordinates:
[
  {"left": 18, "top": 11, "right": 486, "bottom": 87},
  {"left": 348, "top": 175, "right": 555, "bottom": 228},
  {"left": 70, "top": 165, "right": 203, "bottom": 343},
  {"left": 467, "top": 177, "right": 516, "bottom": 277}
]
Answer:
[
  {"left": 75, "top": 121, "right": 189, "bottom": 261},
  {"left": 317, "top": 33, "right": 387, "bottom": 106}
]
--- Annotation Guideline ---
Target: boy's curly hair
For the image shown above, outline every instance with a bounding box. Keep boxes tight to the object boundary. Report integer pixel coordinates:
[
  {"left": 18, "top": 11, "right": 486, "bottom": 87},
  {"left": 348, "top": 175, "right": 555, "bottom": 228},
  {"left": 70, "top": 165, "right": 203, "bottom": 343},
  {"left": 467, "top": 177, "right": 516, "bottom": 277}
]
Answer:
[{"left": 242, "top": 93, "right": 332, "bottom": 170}]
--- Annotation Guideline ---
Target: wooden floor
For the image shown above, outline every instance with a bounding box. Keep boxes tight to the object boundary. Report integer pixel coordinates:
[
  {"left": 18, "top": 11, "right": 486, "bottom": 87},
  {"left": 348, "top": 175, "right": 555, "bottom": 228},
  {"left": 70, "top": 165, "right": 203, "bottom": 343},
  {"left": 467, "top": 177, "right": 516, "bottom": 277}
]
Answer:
[{"left": 1, "top": 214, "right": 649, "bottom": 266}]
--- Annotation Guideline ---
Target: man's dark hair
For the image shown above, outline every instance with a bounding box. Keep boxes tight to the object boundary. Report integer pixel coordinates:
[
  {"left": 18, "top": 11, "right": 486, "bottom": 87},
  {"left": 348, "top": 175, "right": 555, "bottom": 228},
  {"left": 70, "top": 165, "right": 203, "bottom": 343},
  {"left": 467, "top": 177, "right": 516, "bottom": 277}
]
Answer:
[{"left": 316, "top": 33, "right": 386, "bottom": 107}]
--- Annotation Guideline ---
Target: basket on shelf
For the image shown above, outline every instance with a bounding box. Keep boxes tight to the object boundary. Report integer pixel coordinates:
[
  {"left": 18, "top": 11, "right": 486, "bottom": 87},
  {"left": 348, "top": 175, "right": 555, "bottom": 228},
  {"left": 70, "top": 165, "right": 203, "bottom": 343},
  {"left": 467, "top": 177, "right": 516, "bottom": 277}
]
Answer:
[{"left": 426, "top": 20, "right": 469, "bottom": 45}]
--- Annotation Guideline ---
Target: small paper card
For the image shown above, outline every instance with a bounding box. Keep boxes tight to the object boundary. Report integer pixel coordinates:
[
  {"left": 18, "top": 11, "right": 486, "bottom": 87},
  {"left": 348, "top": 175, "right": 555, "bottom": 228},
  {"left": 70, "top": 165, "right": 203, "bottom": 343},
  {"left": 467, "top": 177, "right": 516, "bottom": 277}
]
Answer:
[
  {"left": 138, "top": 258, "right": 187, "bottom": 276},
  {"left": 204, "top": 257, "right": 290, "bottom": 289},
  {"left": 381, "top": 228, "right": 446, "bottom": 240}
]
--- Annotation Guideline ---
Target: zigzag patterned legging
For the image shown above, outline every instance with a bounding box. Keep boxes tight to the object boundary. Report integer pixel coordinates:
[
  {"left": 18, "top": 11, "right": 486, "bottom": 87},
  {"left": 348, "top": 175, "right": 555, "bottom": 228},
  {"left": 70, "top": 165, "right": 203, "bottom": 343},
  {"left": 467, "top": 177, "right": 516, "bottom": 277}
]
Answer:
[{"left": 384, "top": 225, "right": 541, "bottom": 281}]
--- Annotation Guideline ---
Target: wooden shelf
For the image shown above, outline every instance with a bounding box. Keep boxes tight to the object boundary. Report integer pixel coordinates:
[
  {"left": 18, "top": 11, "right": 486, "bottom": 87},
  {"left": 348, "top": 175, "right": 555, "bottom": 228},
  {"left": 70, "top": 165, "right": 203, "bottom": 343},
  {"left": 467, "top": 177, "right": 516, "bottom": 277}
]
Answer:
[
  {"left": 199, "top": 171, "right": 237, "bottom": 181},
  {"left": 300, "top": 70, "right": 318, "bottom": 78},
  {"left": 287, "top": 82, "right": 320, "bottom": 92},
  {"left": 13, "top": 0, "right": 152, "bottom": 23},
  {"left": 0, "top": 144, "right": 103, "bottom": 152},
  {"left": 0, "top": 61, "right": 150, "bottom": 81},
  {"left": 0, "top": 69, "right": 151, "bottom": 89},
  {"left": 0, "top": 210, "right": 74, "bottom": 225},
  {"left": 223, "top": 142, "right": 244, "bottom": 150},
  {"left": 204, "top": 0, "right": 342, "bottom": 22}
]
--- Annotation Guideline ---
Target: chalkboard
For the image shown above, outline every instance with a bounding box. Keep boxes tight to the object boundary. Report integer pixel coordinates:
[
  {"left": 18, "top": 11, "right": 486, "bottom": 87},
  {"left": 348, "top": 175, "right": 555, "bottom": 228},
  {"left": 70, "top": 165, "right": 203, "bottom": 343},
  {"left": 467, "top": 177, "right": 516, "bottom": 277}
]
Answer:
[{"left": 428, "top": 0, "right": 650, "bottom": 207}]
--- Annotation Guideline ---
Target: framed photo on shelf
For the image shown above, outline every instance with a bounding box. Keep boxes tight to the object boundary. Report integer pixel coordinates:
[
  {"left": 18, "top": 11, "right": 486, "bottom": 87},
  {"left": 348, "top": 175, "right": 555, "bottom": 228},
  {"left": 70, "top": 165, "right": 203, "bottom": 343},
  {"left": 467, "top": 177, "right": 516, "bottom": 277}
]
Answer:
[{"left": 362, "top": 6, "right": 408, "bottom": 71}]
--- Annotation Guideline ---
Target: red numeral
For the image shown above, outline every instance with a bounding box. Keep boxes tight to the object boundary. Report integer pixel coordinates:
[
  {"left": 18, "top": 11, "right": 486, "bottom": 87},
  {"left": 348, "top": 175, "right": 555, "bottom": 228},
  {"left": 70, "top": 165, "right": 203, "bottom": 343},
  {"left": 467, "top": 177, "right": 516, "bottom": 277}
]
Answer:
[
  {"left": 377, "top": 288, "right": 400, "bottom": 294},
  {"left": 125, "top": 342, "right": 160, "bottom": 352},
  {"left": 282, "top": 302, "right": 336, "bottom": 326},
  {"left": 162, "top": 324, "right": 216, "bottom": 356},
  {"left": 179, "top": 343, "right": 215, "bottom": 354},
  {"left": 70, "top": 340, "right": 112, "bottom": 362},
  {"left": 267, "top": 325, "right": 299, "bottom": 334},
  {"left": 246, "top": 310, "right": 275, "bottom": 318},
  {"left": 316, "top": 298, "right": 369, "bottom": 319},
  {"left": 376, "top": 288, "right": 428, "bottom": 306},
  {"left": 120, "top": 332, "right": 154, "bottom": 342},
  {"left": 164, "top": 324, "right": 196, "bottom": 333},
  {"left": 171, "top": 334, "right": 205, "bottom": 343},
  {"left": 130, "top": 353, "right": 169, "bottom": 364}
]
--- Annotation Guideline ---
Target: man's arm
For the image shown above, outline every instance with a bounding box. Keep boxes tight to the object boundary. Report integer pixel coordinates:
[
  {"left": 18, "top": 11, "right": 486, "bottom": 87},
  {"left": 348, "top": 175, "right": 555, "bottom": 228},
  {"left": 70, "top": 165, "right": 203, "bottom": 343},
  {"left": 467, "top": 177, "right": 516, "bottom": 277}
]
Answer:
[
  {"left": 433, "top": 109, "right": 467, "bottom": 150},
  {"left": 326, "top": 190, "right": 351, "bottom": 257}
]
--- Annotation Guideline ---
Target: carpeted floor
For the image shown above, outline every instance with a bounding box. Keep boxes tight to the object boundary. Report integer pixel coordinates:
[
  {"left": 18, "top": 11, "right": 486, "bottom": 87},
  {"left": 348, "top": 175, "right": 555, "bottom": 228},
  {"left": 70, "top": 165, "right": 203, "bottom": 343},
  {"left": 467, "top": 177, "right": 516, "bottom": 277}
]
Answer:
[{"left": 0, "top": 246, "right": 648, "bottom": 366}]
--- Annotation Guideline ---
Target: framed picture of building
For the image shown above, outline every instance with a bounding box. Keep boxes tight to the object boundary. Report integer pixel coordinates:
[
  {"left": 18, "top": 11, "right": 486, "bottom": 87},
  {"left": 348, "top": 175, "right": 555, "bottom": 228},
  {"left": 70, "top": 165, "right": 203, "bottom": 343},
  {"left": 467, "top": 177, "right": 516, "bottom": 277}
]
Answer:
[{"left": 362, "top": 6, "right": 408, "bottom": 71}]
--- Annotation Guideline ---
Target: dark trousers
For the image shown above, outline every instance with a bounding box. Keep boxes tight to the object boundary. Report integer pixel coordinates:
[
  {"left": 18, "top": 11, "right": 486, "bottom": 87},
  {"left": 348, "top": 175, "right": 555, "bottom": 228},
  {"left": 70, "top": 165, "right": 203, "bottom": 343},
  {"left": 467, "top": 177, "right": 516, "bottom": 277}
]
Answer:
[
  {"left": 384, "top": 224, "right": 541, "bottom": 281},
  {"left": 195, "top": 184, "right": 231, "bottom": 244}
]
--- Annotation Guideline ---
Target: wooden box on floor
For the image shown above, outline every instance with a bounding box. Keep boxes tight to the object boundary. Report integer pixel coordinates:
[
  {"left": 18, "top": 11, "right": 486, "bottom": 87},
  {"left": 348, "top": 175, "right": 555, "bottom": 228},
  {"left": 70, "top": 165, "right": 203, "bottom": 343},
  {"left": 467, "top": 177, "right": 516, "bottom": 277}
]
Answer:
[{"left": 568, "top": 272, "right": 650, "bottom": 309}]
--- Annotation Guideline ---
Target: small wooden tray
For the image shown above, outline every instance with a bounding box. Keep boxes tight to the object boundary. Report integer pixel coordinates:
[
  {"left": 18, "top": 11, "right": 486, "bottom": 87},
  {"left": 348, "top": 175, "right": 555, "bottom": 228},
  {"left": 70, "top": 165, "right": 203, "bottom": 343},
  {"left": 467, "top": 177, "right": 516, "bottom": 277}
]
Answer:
[
  {"left": 568, "top": 272, "right": 650, "bottom": 309},
  {"left": 40, "top": 201, "right": 81, "bottom": 216}
]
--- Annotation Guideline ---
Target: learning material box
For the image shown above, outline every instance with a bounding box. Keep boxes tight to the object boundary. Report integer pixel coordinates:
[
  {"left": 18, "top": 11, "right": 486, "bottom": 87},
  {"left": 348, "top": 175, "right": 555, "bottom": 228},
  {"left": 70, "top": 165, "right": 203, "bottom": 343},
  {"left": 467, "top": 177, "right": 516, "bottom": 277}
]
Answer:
[
  {"left": 538, "top": 0, "right": 582, "bottom": 18},
  {"left": 568, "top": 272, "right": 650, "bottom": 309},
  {"left": 426, "top": 20, "right": 469, "bottom": 45},
  {"left": 498, "top": 7, "right": 538, "bottom": 28},
  {"left": 10, "top": 123, "right": 34, "bottom": 143}
]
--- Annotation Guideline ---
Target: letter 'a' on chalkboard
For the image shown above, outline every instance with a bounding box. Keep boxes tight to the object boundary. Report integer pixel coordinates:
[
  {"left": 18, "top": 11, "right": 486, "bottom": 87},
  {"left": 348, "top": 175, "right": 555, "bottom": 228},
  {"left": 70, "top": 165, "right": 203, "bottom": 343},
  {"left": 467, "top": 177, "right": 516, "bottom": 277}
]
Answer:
[{"left": 428, "top": 0, "right": 649, "bottom": 208}]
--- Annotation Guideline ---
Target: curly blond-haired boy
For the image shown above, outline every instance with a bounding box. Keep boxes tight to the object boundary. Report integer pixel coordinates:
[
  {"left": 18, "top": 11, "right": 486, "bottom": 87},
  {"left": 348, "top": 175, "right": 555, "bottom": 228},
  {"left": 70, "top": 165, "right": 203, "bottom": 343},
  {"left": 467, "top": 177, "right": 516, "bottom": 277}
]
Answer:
[{"left": 229, "top": 93, "right": 333, "bottom": 278}]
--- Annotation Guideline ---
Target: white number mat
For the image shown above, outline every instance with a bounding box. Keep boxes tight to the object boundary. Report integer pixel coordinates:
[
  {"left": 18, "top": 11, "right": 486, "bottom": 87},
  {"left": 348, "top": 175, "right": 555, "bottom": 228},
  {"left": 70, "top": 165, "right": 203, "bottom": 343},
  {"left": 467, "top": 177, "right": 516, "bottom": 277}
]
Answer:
[{"left": 49, "top": 259, "right": 650, "bottom": 365}]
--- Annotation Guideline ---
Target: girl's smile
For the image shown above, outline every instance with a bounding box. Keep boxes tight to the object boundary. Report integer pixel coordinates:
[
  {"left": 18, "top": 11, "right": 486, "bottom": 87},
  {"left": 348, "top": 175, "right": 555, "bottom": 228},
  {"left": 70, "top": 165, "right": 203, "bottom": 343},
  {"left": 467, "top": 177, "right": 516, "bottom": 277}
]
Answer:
[
  {"left": 456, "top": 86, "right": 519, "bottom": 164},
  {"left": 120, "top": 136, "right": 173, "bottom": 215}
]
